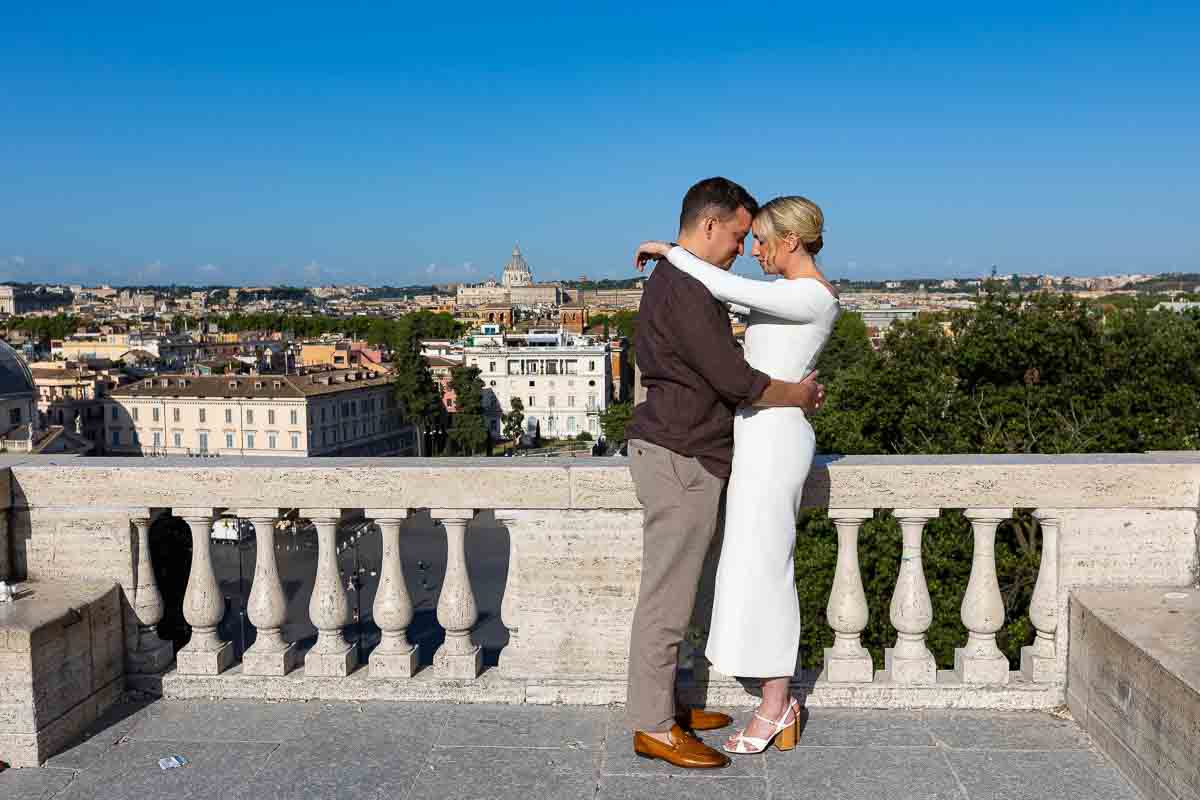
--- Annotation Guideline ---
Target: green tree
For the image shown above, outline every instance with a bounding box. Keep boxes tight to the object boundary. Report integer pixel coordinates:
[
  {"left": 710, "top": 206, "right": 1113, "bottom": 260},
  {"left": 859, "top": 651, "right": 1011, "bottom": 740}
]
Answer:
[
  {"left": 503, "top": 396, "right": 526, "bottom": 445},
  {"left": 390, "top": 326, "right": 444, "bottom": 457},
  {"left": 446, "top": 366, "right": 491, "bottom": 455},
  {"left": 575, "top": 431, "right": 593, "bottom": 442},
  {"left": 600, "top": 401, "right": 632, "bottom": 443}
]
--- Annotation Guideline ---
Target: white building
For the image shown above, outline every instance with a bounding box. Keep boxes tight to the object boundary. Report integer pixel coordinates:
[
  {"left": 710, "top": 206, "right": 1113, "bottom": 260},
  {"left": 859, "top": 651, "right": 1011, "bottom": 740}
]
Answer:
[
  {"left": 464, "top": 328, "right": 610, "bottom": 440},
  {"left": 105, "top": 368, "right": 416, "bottom": 457}
]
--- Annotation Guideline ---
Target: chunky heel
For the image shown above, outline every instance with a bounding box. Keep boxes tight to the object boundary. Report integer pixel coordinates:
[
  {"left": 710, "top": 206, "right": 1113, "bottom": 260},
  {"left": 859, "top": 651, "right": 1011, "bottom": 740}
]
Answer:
[{"left": 773, "top": 718, "right": 798, "bottom": 751}]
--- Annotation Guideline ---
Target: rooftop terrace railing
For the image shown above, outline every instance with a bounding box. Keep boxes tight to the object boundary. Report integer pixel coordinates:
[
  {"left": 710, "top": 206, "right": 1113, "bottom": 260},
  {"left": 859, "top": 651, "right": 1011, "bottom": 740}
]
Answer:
[{"left": 1, "top": 454, "right": 1196, "bottom": 708}]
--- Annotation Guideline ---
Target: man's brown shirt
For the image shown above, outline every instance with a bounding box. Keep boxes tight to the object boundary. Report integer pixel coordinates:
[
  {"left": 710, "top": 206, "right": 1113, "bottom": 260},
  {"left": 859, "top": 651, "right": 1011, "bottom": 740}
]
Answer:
[{"left": 625, "top": 260, "right": 770, "bottom": 478}]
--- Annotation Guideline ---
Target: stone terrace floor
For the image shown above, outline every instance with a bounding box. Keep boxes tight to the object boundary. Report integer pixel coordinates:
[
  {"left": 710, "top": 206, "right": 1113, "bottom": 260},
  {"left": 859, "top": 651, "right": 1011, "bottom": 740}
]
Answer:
[{"left": 0, "top": 700, "right": 1140, "bottom": 800}]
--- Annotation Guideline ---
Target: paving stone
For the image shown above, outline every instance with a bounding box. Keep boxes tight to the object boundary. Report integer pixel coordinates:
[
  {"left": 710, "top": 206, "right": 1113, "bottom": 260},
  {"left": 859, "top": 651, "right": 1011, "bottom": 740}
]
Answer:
[
  {"left": 44, "top": 701, "right": 152, "bottom": 771},
  {"left": 409, "top": 746, "right": 595, "bottom": 800},
  {"left": 598, "top": 774, "right": 768, "bottom": 799},
  {"left": 601, "top": 715, "right": 765, "bottom": 779},
  {"left": 0, "top": 767, "right": 76, "bottom": 800},
  {"left": 52, "top": 740, "right": 278, "bottom": 800},
  {"left": 925, "top": 711, "right": 1093, "bottom": 751},
  {"left": 768, "top": 747, "right": 964, "bottom": 799},
  {"left": 232, "top": 702, "right": 448, "bottom": 800},
  {"left": 129, "top": 699, "right": 316, "bottom": 743},
  {"left": 793, "top": 709, "right": 934, "bottom": 749},
  {"left": 440, "top": 703, "right": 606, "bottom": 750},
  {"left": 945, "top": 750, "right": 1142, "bottom": 800}
]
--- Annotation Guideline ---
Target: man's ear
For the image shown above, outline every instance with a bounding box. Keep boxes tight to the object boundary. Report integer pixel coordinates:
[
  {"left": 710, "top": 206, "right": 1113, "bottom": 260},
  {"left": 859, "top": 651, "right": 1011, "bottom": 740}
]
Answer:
[{"left": 703, "top": 216, "right": 717, "bottom": 240}]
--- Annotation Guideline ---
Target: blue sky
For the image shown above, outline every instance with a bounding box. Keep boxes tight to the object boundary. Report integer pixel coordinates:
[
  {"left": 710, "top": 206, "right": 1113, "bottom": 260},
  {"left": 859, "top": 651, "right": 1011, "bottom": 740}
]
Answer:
[{"left": 2, "top": 2, "right": 1198, "bottom": 286}]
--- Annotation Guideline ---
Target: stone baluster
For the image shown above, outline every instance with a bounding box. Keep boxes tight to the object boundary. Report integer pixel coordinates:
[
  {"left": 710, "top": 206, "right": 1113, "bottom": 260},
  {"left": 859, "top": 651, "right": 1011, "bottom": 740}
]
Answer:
[
  {"left": 238, "top": 508, "right": 299, "bottom": 676},
  {"left": 1021, "top": 510, "right": 1060, "bottom": 682},
  {"left": 494, "top": 511, "right": 521, "bottom": 655},
  {"left": 954, "top": 508, "right": 1013, "bottom": 684},
  {"left": 176, "top": 507, "right": 233, "bottom": 675},
  {"left": 365, "top": 508, "right": 417, "bottom": 678},
  {"left": 300, "top": 508, "right": 357, "bottom": 677},
  {"left": 884, "top": 509, "right": 939, "bottom": 685},
  {"left": 127, "top": 514, "right": 174, "bottom": 674},
  {"left": 433, "top": 509, "right": 482, "bottom": 679},
  {"left": 823, "top": 509, "right": 875, "bottom": 682}
]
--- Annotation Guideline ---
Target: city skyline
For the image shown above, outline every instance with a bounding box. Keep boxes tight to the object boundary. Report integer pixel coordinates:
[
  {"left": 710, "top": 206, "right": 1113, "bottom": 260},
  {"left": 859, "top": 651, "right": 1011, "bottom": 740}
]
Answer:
[{"left": 3, "top": 3, "right": 1199, "bottom": 285}]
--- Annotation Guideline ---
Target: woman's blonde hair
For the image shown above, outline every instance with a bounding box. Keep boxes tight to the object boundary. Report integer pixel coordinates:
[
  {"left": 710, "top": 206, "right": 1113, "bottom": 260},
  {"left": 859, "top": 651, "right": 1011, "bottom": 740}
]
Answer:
[{"left": 752, "top": 195, "right": 824, "bottom": 264}]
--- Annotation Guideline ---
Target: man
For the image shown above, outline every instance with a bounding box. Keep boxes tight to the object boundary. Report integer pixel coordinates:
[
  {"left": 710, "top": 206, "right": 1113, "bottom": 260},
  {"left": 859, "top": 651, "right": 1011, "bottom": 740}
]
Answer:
[{"left": 623, "top": 177, "right": 823, "bottom": 768}]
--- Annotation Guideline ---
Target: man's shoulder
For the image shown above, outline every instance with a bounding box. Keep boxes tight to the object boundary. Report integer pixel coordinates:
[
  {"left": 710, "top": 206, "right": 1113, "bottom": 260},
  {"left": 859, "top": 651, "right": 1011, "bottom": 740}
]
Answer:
[{"left": 648, "top": 261, "right": 712, "bottom": 304}]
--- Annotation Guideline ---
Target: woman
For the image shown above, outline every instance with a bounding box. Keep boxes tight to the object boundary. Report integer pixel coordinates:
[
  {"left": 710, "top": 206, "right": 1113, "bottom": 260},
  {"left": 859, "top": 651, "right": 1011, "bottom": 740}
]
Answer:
[{"left": 635, "top": 196, "right": 838, "bottom": 754}]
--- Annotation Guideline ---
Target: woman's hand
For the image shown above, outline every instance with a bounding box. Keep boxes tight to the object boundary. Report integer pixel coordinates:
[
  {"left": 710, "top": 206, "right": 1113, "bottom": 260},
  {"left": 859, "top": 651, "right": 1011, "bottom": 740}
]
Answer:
[{"left": 634, "top": 240, "right": 672, "bottom": 272}]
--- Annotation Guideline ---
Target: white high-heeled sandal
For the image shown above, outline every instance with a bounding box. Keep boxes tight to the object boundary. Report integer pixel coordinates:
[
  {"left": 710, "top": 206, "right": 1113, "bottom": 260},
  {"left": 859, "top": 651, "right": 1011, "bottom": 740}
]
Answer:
[{"left": 723, "top": 698, "right": 800, "bottom": 754}]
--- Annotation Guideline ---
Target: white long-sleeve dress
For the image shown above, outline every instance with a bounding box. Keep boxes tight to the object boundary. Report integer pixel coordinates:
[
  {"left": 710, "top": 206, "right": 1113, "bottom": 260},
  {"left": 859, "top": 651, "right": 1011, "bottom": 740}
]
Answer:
[{"left": 665, "top": 246, "right": 840, "bottom": 678}]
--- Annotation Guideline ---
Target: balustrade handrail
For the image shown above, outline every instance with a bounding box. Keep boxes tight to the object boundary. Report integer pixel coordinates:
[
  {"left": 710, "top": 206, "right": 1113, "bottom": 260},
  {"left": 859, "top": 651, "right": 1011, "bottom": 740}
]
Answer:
[{"left": 2, "top": 452, "right": 1197, "bottom": 708}]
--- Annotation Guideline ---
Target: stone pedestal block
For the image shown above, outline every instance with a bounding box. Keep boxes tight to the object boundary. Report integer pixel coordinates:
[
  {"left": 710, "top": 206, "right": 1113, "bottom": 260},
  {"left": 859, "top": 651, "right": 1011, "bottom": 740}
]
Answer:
[
  {"left": 883, "top": 646, "right": 936, "bottom": 685},
  {"left": 127, "top": 638, "right": 175, "bottom": 675},
  {"left": 242, "top": 642, "right": 301, "bottom": 677},
  {"left": 436, "top": 646, "right": 483, "bottom": 680},
  {"left": 1020, "top": 646, "right": 1056, "bottom": 684},
  {"left": 953, "top": 647, "right": 1010, "bottom": 684},
  {"left": 304, "top": 643, "right": 357, "bottom": 678},
  {"left": 370, "top": 642, "right": 419, "bottom": 679},
  {"left": 822, "top": 645, "right": 874, "bottom": 683},
  {"left": 176, "top": 641, "right": 234, "bottom": 676}
]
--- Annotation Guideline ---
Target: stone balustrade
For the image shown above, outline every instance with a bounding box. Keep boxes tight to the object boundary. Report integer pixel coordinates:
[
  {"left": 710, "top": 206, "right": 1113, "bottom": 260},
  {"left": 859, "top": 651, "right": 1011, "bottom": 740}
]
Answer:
[{"left": 1, "top": 454, "right": 1197, "bottom": 708}]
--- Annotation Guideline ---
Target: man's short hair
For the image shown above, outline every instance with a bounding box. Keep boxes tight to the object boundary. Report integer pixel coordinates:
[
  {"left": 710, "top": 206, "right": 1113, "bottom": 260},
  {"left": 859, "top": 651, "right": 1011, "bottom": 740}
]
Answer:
[{"left": 679, "top": 177, "right": 759, "bottom": 232}]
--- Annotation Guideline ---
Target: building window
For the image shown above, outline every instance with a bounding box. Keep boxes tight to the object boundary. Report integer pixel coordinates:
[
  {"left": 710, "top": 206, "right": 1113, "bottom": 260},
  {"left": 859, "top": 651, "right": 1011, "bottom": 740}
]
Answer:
[
  {"left": 198, "top": 408, "right": 206, "bottom": 423},
  {"left": 568, "top": 395, "right": 575, "bottom": 407},
  {"left": 529, "top": 380, "right": 535, "bottom": 387},
  {"left": 132, "top": 431, "right": 139, "bottom": 445},
  {"left": 226, "top": 433, "right": 234, "bottom": 448},
  {"left": 225, "top": 408, "right": 233, "bottom": 424},
  {"left": 173, "top": 432, "right": 181, "bottom": 448},
  {"left": 268, "top": 410, "right": 275, "bottom": 425},
  {"left": 489, "top": 361, "right": 496, "bottom": 372},
  {"left": 589, "top": 360, "right": 596, "bottom": 370},
  {"left": 153, "top": 431, "right": 161, "bottom": 447},
  {"left": 246, "top": 410, "right": 254, "bottom": 424},
  {"left": 290, "top": 409, "right": 298, "bottom": 425},
  {"left": 172, "top": 408, "right": 180, "bottom": 423},
  {"left": 321, "top": 407, "right": 327, "bottom": 422},
  {"left": 8, "top": 408, "right": 20, "bottom": 425},
  {"left": 111, "top": 406, "right": 117, "bottom": 420},
  {"left": 268, "top": 433, "right": 277, "bottom": 449},
  {"left": 199, "top": 432, "right": 208, "bottom": 452},
  {"left": 132, "top": 407, "right": 138, "bottom": 421},
  {"left": 291, "top": 432, "right": 300, "bottom": 449},
  {"left": 246, "top": 432, "right": 255, "bottom": 449},
  {"left": 111, "top": 430, "right": 120, "bottom": 446},
  {"left": 528, "top": 396, "right": 535, "bottom": 408},
  {"left": 548, "top": 396, "right": 556, "bottom": 408},
  {"left": 568, "top": 417, "right": 577, "bottom": 432},
  {"left": 152, "top": 407, "right": 160, "bottom": 422}
]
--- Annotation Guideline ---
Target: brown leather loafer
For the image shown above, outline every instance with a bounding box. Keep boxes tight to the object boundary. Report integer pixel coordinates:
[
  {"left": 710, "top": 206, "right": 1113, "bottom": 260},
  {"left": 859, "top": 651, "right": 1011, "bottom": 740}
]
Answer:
[
  {"left": 676, "top": 707, "right": 733, "bottom": 731},
  {"left": 633, "top": 724, "right": 730, "bottom": 769}
]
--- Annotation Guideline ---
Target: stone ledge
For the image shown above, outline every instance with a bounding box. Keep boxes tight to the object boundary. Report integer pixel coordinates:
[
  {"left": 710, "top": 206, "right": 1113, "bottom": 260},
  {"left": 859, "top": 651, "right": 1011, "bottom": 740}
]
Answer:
[
  {"left": 162, "top": 666, "right": 1063, "bottom": 710},
  {"left": 1069, "top": 587, "right": 1200, "bottom": 800}
]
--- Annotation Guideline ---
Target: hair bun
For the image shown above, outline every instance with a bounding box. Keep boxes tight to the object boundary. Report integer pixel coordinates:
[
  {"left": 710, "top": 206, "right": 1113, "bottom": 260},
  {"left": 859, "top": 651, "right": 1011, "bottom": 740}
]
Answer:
[{"left": 805, "top": 234, "right": 824, "bottom": 256}]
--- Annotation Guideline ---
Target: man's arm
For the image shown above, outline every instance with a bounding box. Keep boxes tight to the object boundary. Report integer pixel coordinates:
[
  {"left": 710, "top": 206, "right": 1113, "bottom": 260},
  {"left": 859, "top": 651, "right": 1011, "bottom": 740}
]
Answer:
[{"left": 670, "top": 282, "right": 823, "bottom": 412}]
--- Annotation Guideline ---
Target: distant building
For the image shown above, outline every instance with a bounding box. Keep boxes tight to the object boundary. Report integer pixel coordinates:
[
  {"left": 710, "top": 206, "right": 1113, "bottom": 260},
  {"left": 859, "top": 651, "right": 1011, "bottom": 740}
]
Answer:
[
  {"left": 105, "top": 369, "right": 416, "bottom": 457},
  {"left": 0, "top": 286, "right": 14, "bottom": 315},
  {"left": 464, "top": 328, "right": 611, "bottom": 440},
  {"left": 456, "top": 245, "right": 561, "bottom": 308},
  {"left": 0, "top": 341, "right": 93, "bottom": 455}
]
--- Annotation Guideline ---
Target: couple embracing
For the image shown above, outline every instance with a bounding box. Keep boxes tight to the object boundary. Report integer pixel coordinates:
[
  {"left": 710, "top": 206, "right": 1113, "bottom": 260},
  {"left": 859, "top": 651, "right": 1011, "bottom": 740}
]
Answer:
[{"left": 624, "top": 177, "right": 838, "bottom": 768}]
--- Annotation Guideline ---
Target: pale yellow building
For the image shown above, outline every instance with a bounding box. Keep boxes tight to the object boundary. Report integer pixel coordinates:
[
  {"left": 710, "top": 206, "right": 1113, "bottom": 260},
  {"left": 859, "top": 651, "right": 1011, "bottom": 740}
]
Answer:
[{"left": 105, "top": 368, "right": 416, "bottom": 457}]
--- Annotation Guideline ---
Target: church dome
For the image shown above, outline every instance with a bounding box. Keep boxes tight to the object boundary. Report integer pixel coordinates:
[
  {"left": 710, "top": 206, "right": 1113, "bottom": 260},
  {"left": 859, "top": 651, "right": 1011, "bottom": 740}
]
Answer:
[
  {"left": 0, "top": 339, "right": 35, "bottom": 398},
  {"left": 502, "top": 244, "right": 533, "bottom": 288}
]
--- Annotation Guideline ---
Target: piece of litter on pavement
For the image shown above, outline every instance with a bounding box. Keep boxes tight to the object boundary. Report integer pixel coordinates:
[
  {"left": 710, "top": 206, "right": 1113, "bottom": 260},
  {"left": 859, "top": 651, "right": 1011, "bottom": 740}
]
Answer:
[{"left": 158, "top": 755, "right": 188, "bottom": 770}]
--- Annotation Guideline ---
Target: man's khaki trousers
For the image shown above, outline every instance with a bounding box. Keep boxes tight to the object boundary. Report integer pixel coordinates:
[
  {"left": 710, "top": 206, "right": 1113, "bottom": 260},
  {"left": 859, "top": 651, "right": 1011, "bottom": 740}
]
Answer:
[{"left": 625, "top": 438, "right": 725, "bottom": 732}]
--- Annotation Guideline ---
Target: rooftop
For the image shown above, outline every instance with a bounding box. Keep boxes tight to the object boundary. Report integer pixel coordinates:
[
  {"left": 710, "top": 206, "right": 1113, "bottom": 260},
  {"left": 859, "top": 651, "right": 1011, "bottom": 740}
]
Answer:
[
  {"left": 0, "top": 700, "right": 1140, "bottom": 800},
  {"left": 109, "top": 369, "right": 394, "bottom": 399}
]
